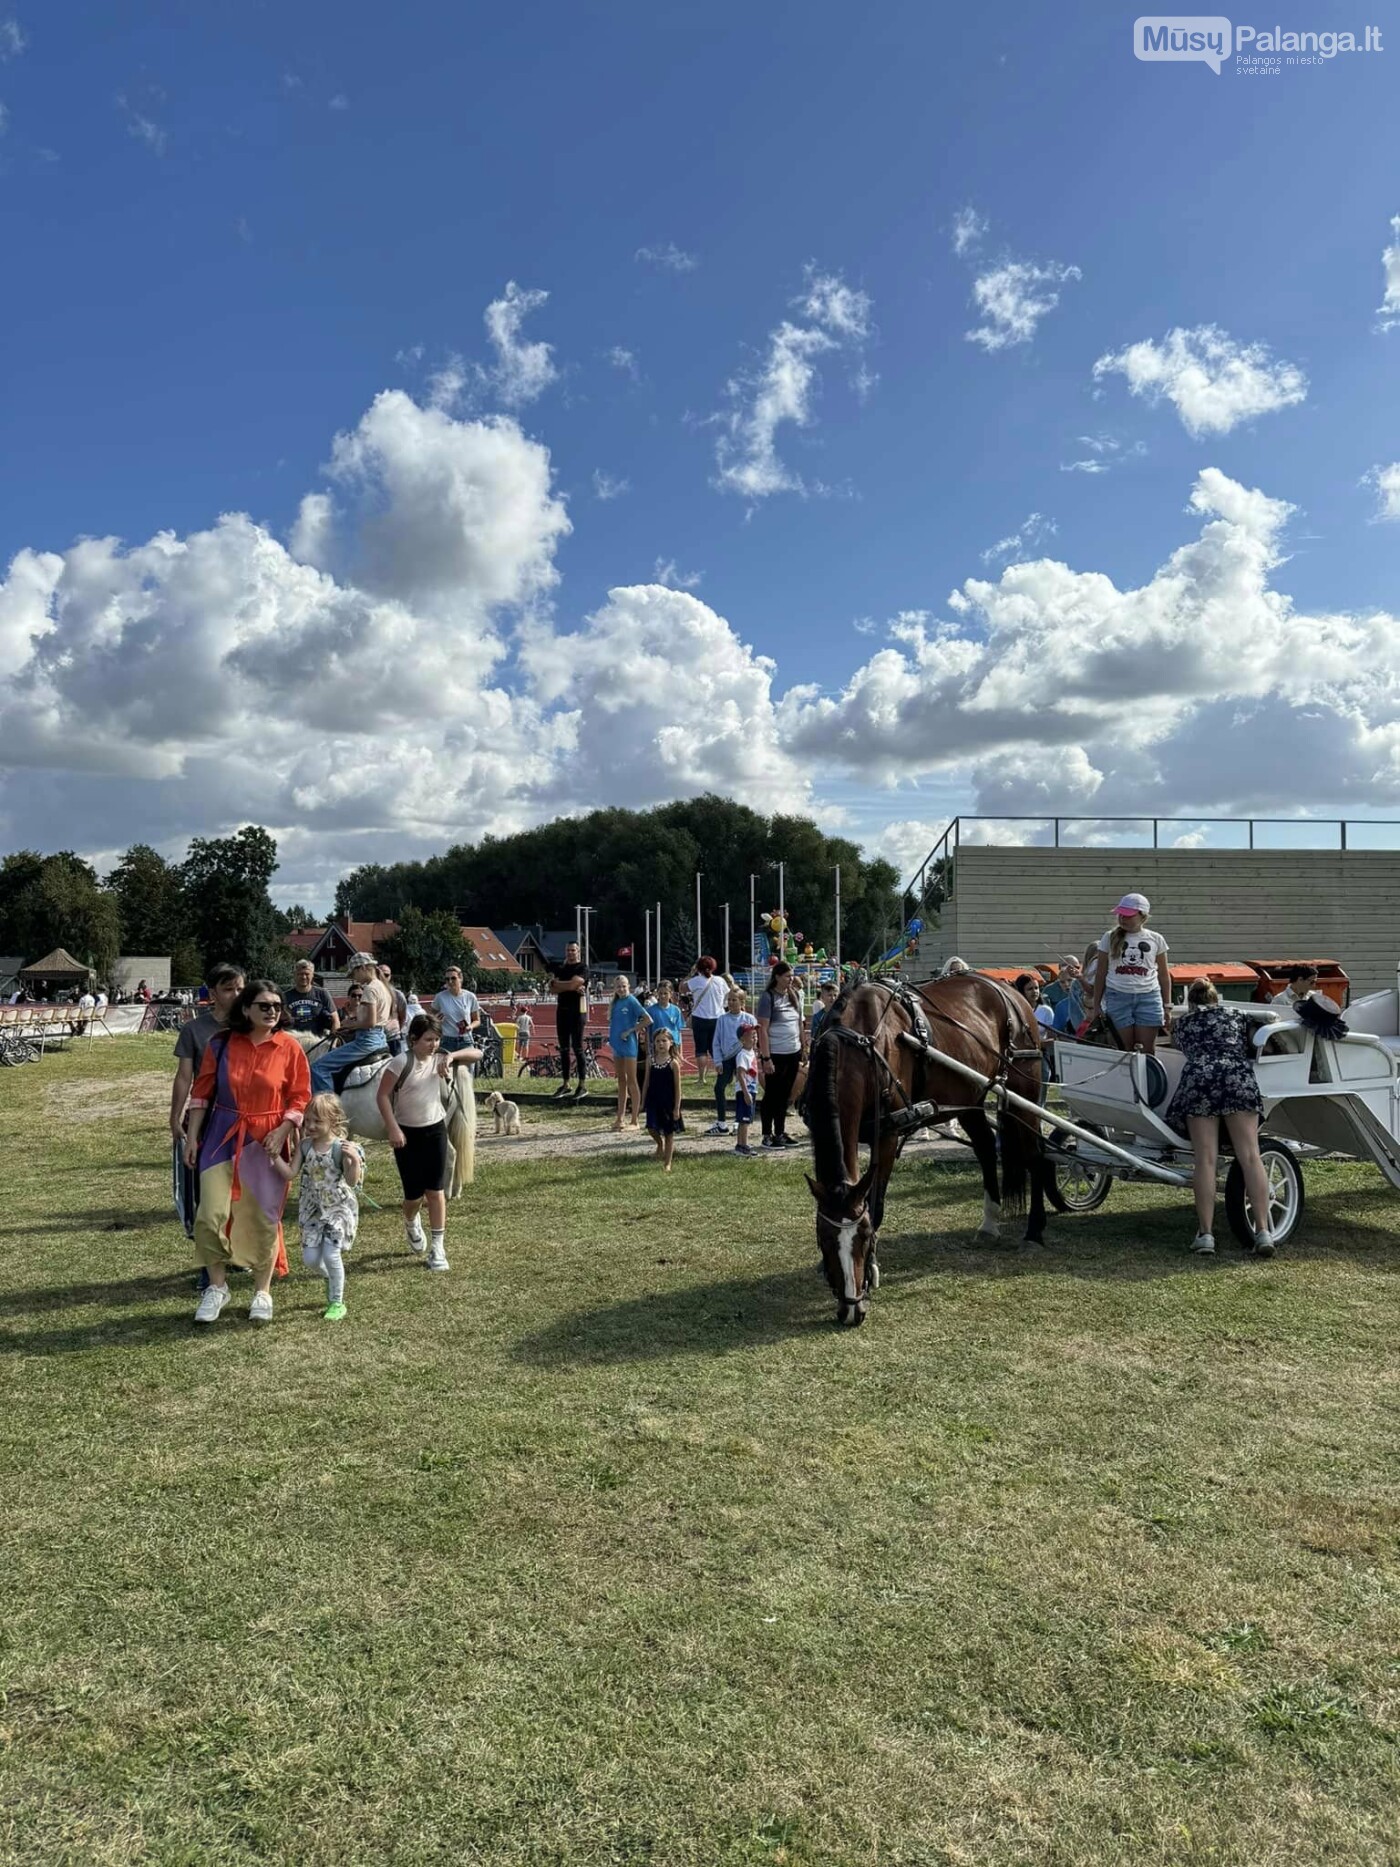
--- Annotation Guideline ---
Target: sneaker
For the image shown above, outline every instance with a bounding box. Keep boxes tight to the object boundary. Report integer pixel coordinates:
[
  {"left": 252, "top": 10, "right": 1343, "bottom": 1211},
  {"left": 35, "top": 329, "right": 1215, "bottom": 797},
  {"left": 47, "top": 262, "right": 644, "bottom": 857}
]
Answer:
[
  {"left": 550, "top": 1083, "right": 571, "bottom": 1100},
  {"left": 705, "top": 1122, "right": 730, "bottom": 1136},
  {"left": 249, "top": 1290, "right": 274, "bottom": 1323},
  {"left": 322, "top": 1302, "right": 348, "bottom": 1322},
  {"left": 1190, "top": 1232, "right": 1216, "bottom": 1255},
  {"left": 405, "top": 1222, "right": 427, "bottom": 1255},
  {"left": 760, "top": 1136, "right": 776, "bottom": 1149},
  {"left": 571, "top": 1085, "right": 587, "bottom": 1101},
  {"left": 193, "top": 1284, "right": 229, "bottom": 1325},
  {"left": 1252, "top": 1231, "right": 1277, "bottom": 1258},
  {"left": 734, "top": 1144, "right": 757, "bottom": 1157},
  {"left": 426, "top": 1245, "right": 450, "bottom": 1272},
  {"left": 776, "top": 1135, "right": 800, "bottom": 1150}
]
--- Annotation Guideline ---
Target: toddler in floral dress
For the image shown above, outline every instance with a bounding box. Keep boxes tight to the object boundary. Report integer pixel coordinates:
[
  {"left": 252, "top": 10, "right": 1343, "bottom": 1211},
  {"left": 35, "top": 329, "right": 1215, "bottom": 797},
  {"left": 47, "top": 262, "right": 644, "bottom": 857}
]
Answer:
[{"left": 295, "top": 1093, "right": 364, "bottom": 1321}]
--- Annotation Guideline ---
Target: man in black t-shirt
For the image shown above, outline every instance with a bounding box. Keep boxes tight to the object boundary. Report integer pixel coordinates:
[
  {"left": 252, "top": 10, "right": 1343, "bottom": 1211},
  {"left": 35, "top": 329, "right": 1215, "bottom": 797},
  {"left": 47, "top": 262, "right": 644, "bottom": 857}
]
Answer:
[
  {"left": 549, "top": 942, "right": 589, "bottom": 1100},
  {"left": 284, "top": 960, "right": 340, "bottom": 1038}
]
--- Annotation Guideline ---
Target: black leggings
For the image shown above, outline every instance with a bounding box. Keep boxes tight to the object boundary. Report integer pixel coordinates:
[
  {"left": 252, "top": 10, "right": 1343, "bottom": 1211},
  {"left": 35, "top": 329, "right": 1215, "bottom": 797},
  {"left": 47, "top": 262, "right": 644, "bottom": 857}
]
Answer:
[
  {"left": 556, "top": 1004, "right": 586, "bottom": 1085},
  {"left": 713, "top": 1056, "right": 737, "bottom": 1122},
  {"left": 761, "top": 1052, "right": 802, "bottom": 1140}
]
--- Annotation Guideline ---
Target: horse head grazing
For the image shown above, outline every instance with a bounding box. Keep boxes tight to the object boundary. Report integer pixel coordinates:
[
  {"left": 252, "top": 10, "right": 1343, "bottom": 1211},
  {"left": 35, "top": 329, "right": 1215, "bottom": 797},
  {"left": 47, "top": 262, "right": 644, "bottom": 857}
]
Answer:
[{"left": 806, "top": 1163, "right": 877, "bottom": 1328}]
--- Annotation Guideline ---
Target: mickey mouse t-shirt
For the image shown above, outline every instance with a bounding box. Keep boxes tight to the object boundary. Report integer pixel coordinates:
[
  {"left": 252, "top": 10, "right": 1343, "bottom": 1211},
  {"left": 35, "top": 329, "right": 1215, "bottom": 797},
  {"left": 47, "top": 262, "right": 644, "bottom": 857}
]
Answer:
[{"left": 1096, "top": 928, "right": 1169, "bottom": 995}]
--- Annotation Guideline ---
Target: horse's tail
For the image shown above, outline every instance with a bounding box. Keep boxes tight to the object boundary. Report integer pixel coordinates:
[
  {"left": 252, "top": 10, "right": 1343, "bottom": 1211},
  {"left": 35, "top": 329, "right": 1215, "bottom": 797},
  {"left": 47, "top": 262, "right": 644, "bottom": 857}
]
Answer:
[
  {"left": 447, "top": 1073, "right": 476, "bottom": 1194},
  {"left": 997, "top": 1100, "right": 1031, "bottom": 1215}
]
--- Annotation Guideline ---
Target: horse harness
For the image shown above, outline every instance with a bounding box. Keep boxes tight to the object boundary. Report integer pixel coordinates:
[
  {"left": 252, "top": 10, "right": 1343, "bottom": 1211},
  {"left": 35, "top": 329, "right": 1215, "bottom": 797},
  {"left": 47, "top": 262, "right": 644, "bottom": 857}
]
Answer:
[{"left": 823, "top": 975, "right": 1037, "bottom": 1146}]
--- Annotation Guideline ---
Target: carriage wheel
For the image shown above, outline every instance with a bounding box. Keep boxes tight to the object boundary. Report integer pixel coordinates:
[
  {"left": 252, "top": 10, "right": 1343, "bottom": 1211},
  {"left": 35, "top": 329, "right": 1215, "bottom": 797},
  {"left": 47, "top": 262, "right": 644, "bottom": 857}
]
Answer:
[
  {"left": 1055, "top": 1152, "right": 1113, "bottom": 1212},
  {"left": 1225, "top": 1142, "right": 1305, "bottom": 1248}
]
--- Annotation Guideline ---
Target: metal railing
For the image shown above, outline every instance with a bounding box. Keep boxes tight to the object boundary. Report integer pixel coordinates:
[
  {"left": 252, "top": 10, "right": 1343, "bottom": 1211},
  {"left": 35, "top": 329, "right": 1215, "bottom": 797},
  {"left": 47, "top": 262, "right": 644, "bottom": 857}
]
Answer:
[{"left": 903, "top": 815, "right": 1400, "bottom": 930}]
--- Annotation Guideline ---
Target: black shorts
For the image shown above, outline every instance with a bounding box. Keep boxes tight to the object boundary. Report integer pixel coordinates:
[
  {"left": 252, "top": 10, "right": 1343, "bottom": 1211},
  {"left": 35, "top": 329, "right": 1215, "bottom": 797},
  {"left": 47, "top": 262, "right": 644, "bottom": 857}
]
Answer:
[
  {"left": 394, "top": 1121, "right": 448, "bottom": 1200},
  {"left": 692, "top": 1016, "right": 717, "bottom": 1059}
]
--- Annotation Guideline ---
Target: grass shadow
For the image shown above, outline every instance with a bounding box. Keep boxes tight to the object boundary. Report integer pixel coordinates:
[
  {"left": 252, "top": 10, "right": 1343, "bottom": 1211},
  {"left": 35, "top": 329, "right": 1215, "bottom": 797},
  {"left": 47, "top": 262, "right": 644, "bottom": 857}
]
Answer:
[
  {"left": 0, "top": 1208, "right": 174, "bottom": 1237},
  {"left": 512, "top": 1262, "right": 838, "bottom": 1364}
]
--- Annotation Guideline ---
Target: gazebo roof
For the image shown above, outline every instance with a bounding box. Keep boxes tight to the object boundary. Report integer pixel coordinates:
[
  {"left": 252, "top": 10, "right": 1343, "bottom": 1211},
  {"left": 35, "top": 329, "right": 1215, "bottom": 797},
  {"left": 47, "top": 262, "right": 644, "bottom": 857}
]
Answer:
[{"left": 19, "top": 946, "right": 92, "bottom": 978}]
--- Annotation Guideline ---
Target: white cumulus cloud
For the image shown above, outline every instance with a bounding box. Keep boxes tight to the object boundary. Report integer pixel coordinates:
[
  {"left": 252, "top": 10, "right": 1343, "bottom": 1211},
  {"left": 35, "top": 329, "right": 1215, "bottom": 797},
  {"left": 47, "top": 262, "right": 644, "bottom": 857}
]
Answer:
[
  {"left": 519, "top": 585, "right": 809, "bottom": 811},
  {"left": 951, "top": 207, "right": 988, "bottom": 256},
  {"left": 1092, "top": 325, "right": 1307, "bottom": 436},
  {"left": 1364, "top": 461, "right": 1400, "bottom": 521},
  {"left": 482, "top": 281, "right": 559, "bottom": 408},
  {"left": 981, "top": 511, "right": 1057, "bottom": 565},
  {"left": 713, "top": 268, "right": 873, "bottom": 501},
  {"left": 635, "top": 242, "right": 697, "bottom": 273},
  {"left": 966, "top": 256, "right": 1080, "bottom": 351},
  {"left": 1377, "top": 213, "right": 1400, "bottom": 332}
]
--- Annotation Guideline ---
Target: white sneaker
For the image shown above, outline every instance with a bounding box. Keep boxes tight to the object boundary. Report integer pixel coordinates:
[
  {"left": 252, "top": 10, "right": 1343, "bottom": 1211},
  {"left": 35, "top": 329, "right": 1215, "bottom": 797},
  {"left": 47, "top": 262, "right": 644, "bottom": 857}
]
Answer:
[
  {"left": 249, "top": 1290, "right": 274, "bottom": 1322},
  {"left": 405, "top": 1222, "right": 427, "bottom": 1255},
  {"left": 425, "top": 1246, "right": 450, "bottom": 1272},
  {"left": 705, "top": 1122, "right": 730, "bottom": 1136},
  {"left": 1190, "top": 1232, "right": 1216, "bottom": 1255},
  {"left": 1252, "top": 1230, "right": 1277, "bottom": 1258},
  {"left": 193, "top": 1284, "right": 229, "bottom": 1325}
]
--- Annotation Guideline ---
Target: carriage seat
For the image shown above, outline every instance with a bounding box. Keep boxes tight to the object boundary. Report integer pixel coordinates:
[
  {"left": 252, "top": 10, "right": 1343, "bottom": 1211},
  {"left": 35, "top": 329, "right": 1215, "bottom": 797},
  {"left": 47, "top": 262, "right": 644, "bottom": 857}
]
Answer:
[{"left": 334, "top": 1048, "right": 391, "bottom": 1094}]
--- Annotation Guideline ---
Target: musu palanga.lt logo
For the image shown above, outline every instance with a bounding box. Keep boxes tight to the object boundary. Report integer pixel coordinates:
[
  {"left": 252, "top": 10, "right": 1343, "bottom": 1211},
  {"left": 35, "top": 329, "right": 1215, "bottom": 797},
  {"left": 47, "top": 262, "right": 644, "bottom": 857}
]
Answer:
[{"left": 1134, "top": 16, "right": 1383, "bottom": 73}]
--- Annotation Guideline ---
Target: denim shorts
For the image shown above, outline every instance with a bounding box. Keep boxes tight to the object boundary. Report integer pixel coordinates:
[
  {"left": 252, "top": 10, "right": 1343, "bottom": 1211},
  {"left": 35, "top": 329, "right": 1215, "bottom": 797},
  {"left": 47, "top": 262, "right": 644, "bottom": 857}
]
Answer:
[
  {"left": 1103, "top": 985, "right": 1164, "bottom": 1030},
  {"left": 734, "top": 1087, "right": 756, "bottom": 1125}
]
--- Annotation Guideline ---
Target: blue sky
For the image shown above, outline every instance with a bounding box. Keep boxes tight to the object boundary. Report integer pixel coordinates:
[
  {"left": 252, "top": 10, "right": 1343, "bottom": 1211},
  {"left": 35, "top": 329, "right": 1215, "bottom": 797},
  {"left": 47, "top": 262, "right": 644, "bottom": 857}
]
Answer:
[{"left": 2, "top": 0, "right": 1398, "bottom": 905}]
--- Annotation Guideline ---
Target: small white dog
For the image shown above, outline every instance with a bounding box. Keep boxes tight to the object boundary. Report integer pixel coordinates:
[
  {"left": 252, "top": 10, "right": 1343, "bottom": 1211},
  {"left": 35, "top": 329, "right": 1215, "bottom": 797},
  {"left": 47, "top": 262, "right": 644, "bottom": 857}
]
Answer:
[{"left": 487, "top": 1091, "right": 522, "bottom": 1137}]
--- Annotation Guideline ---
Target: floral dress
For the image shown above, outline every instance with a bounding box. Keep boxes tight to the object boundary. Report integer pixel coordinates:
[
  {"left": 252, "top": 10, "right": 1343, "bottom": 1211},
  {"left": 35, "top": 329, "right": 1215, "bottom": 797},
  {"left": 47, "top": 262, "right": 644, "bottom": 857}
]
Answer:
[
  {"left": 1165, "top": 1006, "right": 1264, "bottom": 1129},
  {"left": 298, "top": 1139, "right": 360, "bottom": 1254}
]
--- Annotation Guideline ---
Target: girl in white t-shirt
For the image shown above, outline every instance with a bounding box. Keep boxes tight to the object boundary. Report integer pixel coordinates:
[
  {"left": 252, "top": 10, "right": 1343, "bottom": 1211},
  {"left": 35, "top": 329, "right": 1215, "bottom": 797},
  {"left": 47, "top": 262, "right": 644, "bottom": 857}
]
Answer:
[{"left": 1084, "top": 892, "right": 1172, "bottom": 1054}]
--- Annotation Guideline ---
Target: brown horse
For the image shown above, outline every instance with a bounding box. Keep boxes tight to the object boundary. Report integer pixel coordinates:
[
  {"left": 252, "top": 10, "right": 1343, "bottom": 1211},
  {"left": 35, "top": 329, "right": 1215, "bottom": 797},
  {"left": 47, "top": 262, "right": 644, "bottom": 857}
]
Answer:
[{"left": 804, "top": 974, "right": 1056, "bottom": 1326}]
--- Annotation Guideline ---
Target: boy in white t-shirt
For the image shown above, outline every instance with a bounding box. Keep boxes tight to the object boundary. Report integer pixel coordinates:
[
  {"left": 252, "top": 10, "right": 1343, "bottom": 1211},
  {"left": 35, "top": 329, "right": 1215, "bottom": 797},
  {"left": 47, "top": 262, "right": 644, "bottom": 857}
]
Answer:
[{"left": 732, "top": 1032, "right": 760, "bottom": 1157}]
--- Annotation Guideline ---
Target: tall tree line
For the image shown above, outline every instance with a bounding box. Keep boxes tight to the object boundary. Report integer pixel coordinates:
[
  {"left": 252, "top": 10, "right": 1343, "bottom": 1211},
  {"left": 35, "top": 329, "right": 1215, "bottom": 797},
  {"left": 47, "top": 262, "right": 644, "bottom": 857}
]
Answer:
[
  {"left": 0, "top": 827, "right": 307, "bottom": 986},
  {"left": 334, "top": 796, "right": 906, "bottom": 967}
]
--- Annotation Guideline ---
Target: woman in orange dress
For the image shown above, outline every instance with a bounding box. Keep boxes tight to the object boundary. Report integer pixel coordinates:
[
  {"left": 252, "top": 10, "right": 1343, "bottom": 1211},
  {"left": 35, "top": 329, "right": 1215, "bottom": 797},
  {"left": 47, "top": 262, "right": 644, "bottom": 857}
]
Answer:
[{"left": 183, "top": 979, "right": 312, "bottom": 1325}]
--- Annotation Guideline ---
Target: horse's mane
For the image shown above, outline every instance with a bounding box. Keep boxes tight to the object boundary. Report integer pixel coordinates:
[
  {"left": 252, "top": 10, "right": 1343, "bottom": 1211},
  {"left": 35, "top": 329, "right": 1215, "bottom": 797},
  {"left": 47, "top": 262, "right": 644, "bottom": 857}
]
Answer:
[{"left": 806, "top": 1015, "right": 852, "bottom": 1196}]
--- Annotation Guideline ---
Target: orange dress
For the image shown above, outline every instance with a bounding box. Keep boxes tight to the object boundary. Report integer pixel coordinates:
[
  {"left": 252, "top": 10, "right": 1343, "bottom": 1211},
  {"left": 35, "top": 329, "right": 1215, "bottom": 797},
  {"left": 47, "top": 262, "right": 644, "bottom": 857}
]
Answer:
[{"left": 190, "top": 1030, "right": 312, "bottom": 1276}]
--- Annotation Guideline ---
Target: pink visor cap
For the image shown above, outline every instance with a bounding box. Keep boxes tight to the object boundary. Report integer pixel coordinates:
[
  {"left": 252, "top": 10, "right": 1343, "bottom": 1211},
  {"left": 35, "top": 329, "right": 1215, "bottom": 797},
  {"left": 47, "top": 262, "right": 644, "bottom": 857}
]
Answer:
[{"left": 1114, "top": 892, "right": 1150, "bottom": 918}]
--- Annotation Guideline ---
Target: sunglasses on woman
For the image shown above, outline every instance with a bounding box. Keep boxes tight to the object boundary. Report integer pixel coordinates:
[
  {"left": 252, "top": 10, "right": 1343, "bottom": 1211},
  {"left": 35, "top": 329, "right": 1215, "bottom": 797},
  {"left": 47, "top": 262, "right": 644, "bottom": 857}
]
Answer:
[{"left": 252, "top": 999, "right": 282, "bottom": 1013}]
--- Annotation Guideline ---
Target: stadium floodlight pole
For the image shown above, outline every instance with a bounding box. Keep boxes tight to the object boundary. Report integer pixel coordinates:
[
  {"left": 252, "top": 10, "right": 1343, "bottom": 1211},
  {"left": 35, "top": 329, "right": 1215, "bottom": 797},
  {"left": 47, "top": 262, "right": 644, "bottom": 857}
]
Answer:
[
  {"left": 833, "top": 865, "right": 842, "bottom": 971},
  {"left": 655, "top": 899, "right": 662, "bottom": 983},
  {"left": 574, "top": 904, "right": 584, "bottom": 951},
  {"left": 748, "top": 873, "right": 757, "bottom": 978},
  {"left": 644, "top": 908, "right": 652, "bottom": 988},
  {"left": 695, "top": 872, "right": 703, "bottom": 959},
  {"left": 776, "top": 861, "right": 785, "bottom": 930},
  {"left": 723, "top": 902, "right": 731, "bottom": 977}
]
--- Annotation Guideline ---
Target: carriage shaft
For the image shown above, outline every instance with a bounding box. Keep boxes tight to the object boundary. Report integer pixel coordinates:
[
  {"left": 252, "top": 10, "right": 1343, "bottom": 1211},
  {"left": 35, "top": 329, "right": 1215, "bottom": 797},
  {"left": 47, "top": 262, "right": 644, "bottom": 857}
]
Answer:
[{"left": 895, "top": 1031, "right": 1192, "bottom": 1188}]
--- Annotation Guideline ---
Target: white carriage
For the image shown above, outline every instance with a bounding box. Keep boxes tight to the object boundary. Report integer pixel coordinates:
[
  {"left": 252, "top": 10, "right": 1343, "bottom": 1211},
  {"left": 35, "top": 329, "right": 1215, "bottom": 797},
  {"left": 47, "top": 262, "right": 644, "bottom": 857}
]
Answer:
[{"left": 1046, "top": 976, "right": 1400, "bottom": 1246}]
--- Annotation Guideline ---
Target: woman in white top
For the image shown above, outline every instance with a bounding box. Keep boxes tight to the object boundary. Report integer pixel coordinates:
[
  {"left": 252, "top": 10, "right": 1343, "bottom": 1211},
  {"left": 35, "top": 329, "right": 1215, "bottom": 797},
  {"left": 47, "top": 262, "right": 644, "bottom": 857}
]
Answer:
[
  {"left": 684, "top": 958, "right": 731, "bottom": 1089},
  {"left": 755, "top": 961, "right": 808, "bottom": 1148},
  {"left": 1083, "top": 892, "right": 1172, "bottom": 1055}
]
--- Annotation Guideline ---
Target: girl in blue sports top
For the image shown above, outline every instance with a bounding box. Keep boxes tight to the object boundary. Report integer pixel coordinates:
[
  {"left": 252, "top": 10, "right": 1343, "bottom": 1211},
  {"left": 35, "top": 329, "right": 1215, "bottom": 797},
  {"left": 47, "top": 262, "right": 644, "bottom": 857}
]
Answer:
[{"left": 608, "top": 974, "right": 652, "bottom": 1132}]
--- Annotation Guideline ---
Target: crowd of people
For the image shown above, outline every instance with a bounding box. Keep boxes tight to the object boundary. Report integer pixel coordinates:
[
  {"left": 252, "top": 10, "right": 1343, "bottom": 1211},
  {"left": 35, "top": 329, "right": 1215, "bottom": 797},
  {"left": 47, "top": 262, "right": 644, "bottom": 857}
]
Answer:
[{"left": 164, "top": 890, "right": 1336, "bottom": 1324}]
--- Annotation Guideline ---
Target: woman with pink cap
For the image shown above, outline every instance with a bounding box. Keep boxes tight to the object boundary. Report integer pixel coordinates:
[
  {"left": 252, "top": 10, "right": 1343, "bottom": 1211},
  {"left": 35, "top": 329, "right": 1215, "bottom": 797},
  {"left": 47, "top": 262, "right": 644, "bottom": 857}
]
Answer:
[{"left": 1083, "top": 892, "right": 1172, "bottom": 1053}]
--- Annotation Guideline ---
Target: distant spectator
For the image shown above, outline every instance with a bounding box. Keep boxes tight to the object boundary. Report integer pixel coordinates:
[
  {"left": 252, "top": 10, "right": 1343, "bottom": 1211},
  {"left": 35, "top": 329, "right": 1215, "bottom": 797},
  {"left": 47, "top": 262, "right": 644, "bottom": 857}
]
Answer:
[
  {"left": 379, "top": 963, "right": 409, "bottom": 1057},
  {"left": 644, "top": 979, "right": 684, "bottom": 1060},
  {"left": 514, "top": 1005, "right": 533, "bottom": 1059},
  {"left": 1014, "top": 972, "right": 1056, "bottom": 1099},
  {"left": 684, "top": 957, "right": 730, "bottom": 1090},
  {"left": 608, "top": 974, "right": 652, "bottom": 1131},
  {"left": 756, "top": 961, "right": 807, "bottom": 1148},
  {"left": 1271, "top": 965, "right": 1339, "bottom": 1014},
  {"left": 706, "top": 986, "right": 756, "bottom": 1136},
  {"left": 285, "top": 960, "right": 340, "bottom": 1039},
  {"left": 433, "top": 966, "right": 480, "bottom": 1057},
  {"left": 941, "top": 957, "right": 971, "bottom": 977},
  {"left": 75, "top": 986, "right": 96, "bottom": 1034},
  {"left": 310, "top": 954, "right": 391, "bottom": 1095},
  {"left": 1042, "top": 956, "right": 1080, "bottom": 1011},
  {"left": 809, "top": 981, "right": 839, "bottom": 1042}
]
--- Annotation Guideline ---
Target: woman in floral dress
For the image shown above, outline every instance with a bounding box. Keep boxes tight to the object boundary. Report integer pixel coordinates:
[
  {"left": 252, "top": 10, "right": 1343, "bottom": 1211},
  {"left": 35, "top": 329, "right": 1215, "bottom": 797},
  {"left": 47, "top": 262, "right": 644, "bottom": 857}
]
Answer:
[
  {"left": 184, "top": 979, "right": 312, "bottom": 1324},
  {"left": 1165, "top": 980, "right": 1278, "bottom": 1258}
]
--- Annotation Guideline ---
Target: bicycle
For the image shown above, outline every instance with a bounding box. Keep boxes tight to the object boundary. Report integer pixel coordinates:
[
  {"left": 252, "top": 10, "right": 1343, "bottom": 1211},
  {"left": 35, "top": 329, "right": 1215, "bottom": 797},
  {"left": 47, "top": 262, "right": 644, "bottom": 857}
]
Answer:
[
  {"left": 0, "top": 1030, "right": 41, "bottom": 1066},
  {"left": 517, "top": 1045, "right": 562, "bottom": 1079}
]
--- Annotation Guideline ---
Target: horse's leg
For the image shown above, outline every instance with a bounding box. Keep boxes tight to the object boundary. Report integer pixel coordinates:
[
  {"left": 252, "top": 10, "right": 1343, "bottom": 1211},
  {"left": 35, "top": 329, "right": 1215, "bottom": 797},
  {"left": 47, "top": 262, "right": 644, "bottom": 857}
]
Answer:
[
  {"left": 963, "top": 1111, "right": 1003, "bottom": 1240},
  {"left": 863, "top": 1132, "right": 900, "bottom": 1294}
]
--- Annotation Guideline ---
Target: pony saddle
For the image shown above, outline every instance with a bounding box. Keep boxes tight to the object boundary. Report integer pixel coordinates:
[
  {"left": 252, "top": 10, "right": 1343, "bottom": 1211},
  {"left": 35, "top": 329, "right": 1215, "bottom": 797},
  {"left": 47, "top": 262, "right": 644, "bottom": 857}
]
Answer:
[{"left": 334, "top": 1048, "right": 391, "bottom": 1094}]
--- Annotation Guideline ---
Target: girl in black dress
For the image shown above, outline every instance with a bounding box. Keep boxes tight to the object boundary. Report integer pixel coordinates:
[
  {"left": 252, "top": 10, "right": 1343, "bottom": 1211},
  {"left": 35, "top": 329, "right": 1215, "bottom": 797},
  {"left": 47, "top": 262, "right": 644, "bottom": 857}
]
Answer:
[
  {"left": 1165, "top": 980, "right": 1278, "bottom": 1257},
  {"left": 643, "top": 1029, "right": 683, "bottom": 1172}
]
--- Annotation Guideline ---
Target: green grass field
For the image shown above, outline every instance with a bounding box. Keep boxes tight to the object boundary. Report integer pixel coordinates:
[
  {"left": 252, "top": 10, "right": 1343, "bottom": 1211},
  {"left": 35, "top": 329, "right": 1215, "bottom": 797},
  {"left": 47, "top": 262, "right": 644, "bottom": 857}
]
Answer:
[{"left": 3, "top": 1035, "right": 1399, "bottom": 1865}]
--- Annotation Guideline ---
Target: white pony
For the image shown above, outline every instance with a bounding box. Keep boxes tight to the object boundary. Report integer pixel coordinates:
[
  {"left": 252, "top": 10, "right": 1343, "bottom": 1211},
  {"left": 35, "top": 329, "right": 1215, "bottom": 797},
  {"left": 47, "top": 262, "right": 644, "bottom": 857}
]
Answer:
[{"left": 293, "top": 1036, "right": 475, "bottom": 1196}]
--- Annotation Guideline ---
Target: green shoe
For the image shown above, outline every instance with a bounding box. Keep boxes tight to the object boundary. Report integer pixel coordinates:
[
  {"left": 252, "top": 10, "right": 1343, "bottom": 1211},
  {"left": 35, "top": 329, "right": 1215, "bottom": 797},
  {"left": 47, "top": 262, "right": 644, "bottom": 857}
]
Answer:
[{"left": 322, "top": 1302, "right": 348, "bottom": 1322}]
